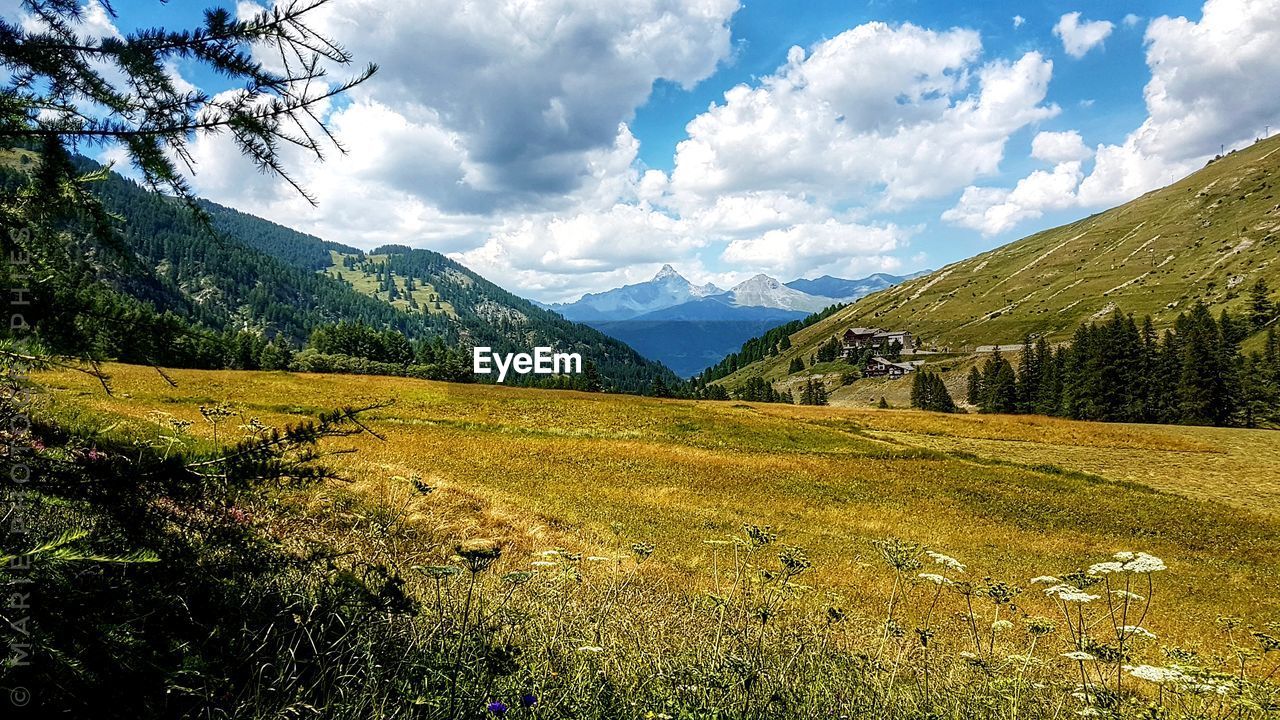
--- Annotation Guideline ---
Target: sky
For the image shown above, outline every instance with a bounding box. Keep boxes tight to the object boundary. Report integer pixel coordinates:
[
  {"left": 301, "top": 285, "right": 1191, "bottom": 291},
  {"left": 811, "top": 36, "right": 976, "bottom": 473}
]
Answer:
[{"left": 11, "top": 0, "right": 1280, "bottom": 302}]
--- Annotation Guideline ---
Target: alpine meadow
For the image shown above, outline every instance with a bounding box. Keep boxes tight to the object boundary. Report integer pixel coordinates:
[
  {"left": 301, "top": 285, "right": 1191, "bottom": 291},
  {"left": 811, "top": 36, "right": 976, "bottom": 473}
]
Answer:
[{"left": 3, "top": 1, "right": 1280, "bottom": 720}]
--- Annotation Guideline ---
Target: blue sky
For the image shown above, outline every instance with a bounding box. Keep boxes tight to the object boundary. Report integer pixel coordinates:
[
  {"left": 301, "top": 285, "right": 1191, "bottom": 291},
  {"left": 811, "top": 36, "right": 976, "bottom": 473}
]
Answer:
[{"left": 18, "top": 0, "right": 1277, "bottom": 301}]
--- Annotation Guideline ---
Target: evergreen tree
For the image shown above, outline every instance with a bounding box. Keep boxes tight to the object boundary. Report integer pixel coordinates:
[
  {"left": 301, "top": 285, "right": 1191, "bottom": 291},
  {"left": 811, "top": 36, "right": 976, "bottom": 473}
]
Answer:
[
  {"left": 800, "top": 379, "right": 828, "bottom": 406},
  {"left": 1249, "top": 278, "right": 1275, "bottom": 331},
  {"left": 979, "top": 350, "right": 1018, "bottom": 413},
  {"left": 912, "top": 371, "right": 956, "bottom": 413},
  {"left": 1177, "top": 302, "right": 1232, "bottom": 426},
  {"left": 788, "top": 357, "right": 804, "bottom": 373},
  {"left": 877, "top": 396, "right": 890, "bottom": 409},
  {"left": 966, "top": 366, "right": 983, "bottom": 406}
]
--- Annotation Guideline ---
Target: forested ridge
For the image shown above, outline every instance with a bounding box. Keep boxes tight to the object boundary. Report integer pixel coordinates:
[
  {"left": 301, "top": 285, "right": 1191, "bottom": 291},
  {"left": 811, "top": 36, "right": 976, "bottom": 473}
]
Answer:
[{"left": 2, "top": 154, "right": 677, "bottom": 393}]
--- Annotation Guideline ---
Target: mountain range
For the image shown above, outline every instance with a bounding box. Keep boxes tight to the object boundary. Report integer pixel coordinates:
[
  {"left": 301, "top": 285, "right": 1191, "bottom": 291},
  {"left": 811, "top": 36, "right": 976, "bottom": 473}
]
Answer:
[
  {"left": 713, "top": 132, "right": 1280, "bottom": 392},
  {"left": 549, "top": 265, "right": 926, "bottom": 376},
  {"left": 0, "top": 151, "right": 679, "bottom": 393}
]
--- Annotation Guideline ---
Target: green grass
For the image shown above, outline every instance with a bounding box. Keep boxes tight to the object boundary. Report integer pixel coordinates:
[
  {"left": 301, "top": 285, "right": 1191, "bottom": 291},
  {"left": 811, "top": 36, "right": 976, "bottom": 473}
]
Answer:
[{"left": 323, "top": 250, "right": 457, "bottom": 317}]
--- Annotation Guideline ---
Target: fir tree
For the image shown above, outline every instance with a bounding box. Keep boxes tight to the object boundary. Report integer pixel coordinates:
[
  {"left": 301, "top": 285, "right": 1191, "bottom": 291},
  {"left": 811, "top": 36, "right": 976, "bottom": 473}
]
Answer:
[{"left": 1249, "top": 278, "right": 1275, "bottom": 331}]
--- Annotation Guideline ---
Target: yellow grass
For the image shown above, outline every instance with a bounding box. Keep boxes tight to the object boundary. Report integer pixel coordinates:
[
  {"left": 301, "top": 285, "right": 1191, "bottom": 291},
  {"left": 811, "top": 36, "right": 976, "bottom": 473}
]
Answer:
[{"left": 37, "top": 363, "right": 1280, "bottom": 649}]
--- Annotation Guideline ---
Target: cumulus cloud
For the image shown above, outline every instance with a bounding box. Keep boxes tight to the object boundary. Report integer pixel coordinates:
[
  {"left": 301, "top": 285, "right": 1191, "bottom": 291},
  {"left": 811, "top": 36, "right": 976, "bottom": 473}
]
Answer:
[
  {"left": 1053, "top": 12, "right": 1115, "bottom": 58},
  {"left": 942, "top": 161, "right": 1084, "bottom": 235},
  {"left": 1080, "top": 0, "right": 1280, "bottom": 205},
  {"left": 1031, "top": 130, "right": 1093, "bottom": 163},
  {"left": 1013, "top": 15, "right": 1026, "bottom": 28},
  {"left": 947, "top": 0, "right": 1280, "bottom": 235},
  {"left": 720, "top": 220, "right": 911, "bottom": 279},
  {"left": 1123, "top": 13, "right": 1143, "bottom": 27},
  {"left": 667, "top": 22, "right": 1058, "bottom": 210}
]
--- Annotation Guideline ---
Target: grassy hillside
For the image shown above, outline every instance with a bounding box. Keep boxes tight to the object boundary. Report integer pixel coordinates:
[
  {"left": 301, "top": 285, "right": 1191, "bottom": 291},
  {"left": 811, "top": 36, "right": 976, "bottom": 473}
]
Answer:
[
  {"left": 323, "top": 250, "right": 458, "bottom": 318},
  {"left": 40, "top": 364, "right": 1280, "bottom": 651},
  {"left": 720, "top": 134, "right": 1280, "bottom": 389}
]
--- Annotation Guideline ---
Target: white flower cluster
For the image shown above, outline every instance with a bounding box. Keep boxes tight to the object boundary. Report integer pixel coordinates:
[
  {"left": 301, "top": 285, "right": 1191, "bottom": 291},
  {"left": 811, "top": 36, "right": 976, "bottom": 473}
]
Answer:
[
  {"left": 1044, "top": 584, "right": 1100, "bottom": 603},
  {"left": 925, "top": 550, "right": 966, "bottom": 573}
]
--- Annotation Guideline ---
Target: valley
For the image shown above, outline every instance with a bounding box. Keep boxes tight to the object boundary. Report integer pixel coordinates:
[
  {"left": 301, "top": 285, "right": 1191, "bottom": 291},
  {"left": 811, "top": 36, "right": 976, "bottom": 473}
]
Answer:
[{"left": 40, "top": 363, "right": 1280, "bottom": 648}]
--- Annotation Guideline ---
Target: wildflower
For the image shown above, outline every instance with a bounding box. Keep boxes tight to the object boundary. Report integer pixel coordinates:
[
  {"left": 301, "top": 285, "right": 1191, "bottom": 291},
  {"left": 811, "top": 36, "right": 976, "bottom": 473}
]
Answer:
[
  {"left": 1127, "top": 665, "right": 1183, "bottom": 684},
  {"left": 1121, "top": 552, "right": 1166, "bottom": 573},
  {"left": 486, "top": 701, "right": 508, "bottom": 716},
  {"left": 1110, "top": 590, "right": 1144, "bottom": 602},
  {"left": 586, "top": 556, "right": 613, "bottom": 562},
  {"left": 503, "top": 571, "right": 533, "bottom": 585},
  {"left": 925, "top": 550, "right": 966, "bottom": 573},
  {"left": 631, "top": 542, "right": 655, "bottom": 561},
  {"left": 1087, "top": 561, "right": 1124, "bottom": 575},
  {"left": 455, "top": 539, "right": 502, "bottom": 573},
  {"left": 980, "top": 577, "right": 1021, "bottom": 605},
  {"left": 577, "top": 645, "right": 604, "bottom": 653},
  {"left": 991, "top": 619, "right": 1014, "bottom": 633},
  {"left": 537, "top": 549, "right": 560, "bottom": 558},
  {"left": 416, "top": 565, "right": 460, "bottom": 579},
  {"left": 1062, "top": 651, "right": 1096, "bottom": 661},
  {"left": 1121, "top": 626, "right": 1156, "bottom": 640},
  {"left": 1027, "top": 617, "right": 1057, "bottom": 637},
  {"left": 918, "top": 573, "right": 950, "bottom": 586},
  {"left": 1252, "top": 631, "right": 1280, "bottom": 652},
  {"left": 1044, "top": 584, "right": 1099, "bottom": 603},
  {"left": 778, "top": 545, "right": 811, "bottom": 575},
  {"left": 530, "top": 561, "right": 557, "bottom": 568},
  {"left": 872, "top": 537, "right": 923, "bottom": 573},
  {"left": 520, "top": 694, "right": 538, "bottom": 708},
  {"left": 1030, "top": 575, "right": 1060, "bottom": 585},
  {"left": 742, "top": 523, "right": 777, "bottom": 548}
]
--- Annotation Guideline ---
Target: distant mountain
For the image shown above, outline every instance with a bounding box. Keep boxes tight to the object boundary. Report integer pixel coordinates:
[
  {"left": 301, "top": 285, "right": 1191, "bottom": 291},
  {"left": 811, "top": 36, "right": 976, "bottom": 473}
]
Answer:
[
  {"left": 719, "top": 274, "right": 836, "bottom": 313},
  {"left": 785, "top": 271, "right": 930, "bottom": 302},
  {"left": 546, "top": 266, "right": 925, "bottom": 376},
  {"left": 592, "top": 300, "right": 807, "bottom": 377},
  {"left": 549, "top": 264, "right": 722, "bottom": 322}
]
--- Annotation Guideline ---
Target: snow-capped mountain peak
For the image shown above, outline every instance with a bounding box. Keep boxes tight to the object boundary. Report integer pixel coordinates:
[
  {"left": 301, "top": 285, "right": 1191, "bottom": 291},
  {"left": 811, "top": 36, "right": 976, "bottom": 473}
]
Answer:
[
  {"left": 722, "top": 274, "right": 833, "bottom": 312},
  {"left": 653, "top": 263, "right": 682, "bottom": 281}
]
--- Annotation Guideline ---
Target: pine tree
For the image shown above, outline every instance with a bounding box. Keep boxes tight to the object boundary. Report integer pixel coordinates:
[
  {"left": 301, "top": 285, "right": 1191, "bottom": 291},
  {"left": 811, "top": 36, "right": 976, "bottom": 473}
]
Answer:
[
  {"left": 1249, "top": 278, "right": 1275, "bottom": 331},
  {"left": 877, "top": 396, "right": 890, "bottom": 409},
  {"left": 966, "top": 366, "right": 983, "bottom": 406},
  {"left": 1178, "top": 302, "right": 1231, "bottom": 425},
  {"left": 1016, "top": 335, "right": 1040, "bottom": 413},
  {"left": 788, "top": 357, "right": 804, "bottom": 373}
]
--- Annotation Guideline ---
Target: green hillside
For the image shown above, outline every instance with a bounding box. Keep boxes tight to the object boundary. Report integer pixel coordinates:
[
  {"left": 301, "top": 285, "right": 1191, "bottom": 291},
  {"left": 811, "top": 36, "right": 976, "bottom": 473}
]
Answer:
[
  {"left": 0, "top": 152, "right": 678, "bottom": 392},
  {"left": 719, "top": 134, "right": 1280, "bottom": 389}
]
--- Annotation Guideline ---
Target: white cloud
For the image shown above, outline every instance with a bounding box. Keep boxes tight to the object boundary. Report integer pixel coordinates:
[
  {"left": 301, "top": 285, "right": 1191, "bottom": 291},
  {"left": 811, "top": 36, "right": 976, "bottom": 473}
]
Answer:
[
  {"left": 942, "top": 161, "right": 1084, "bottom": 235},
  {"left": 948, "top": 0, "right": 1280, "bottom": 235},
  {"left": 1013, "top": 15, "right": 1026, "bottom": 28},
  {"left": 1053, "top": 12, "right": 1115, "bottom": 58},
  {"left": 720, "top": 221, "right": 911, "bottom": 279},
  {"left": 1080, "top": 0, "right": 1280, "bottom": 205},
  {"left": 1031, "top": 130, "right": 1093, "bottom": 163},
  {"left": 1123, "top": 13, "right": 1143, "bottom": 27},
  {"left": 667, "top": 22, "right": 1058, "bottom": 210}
]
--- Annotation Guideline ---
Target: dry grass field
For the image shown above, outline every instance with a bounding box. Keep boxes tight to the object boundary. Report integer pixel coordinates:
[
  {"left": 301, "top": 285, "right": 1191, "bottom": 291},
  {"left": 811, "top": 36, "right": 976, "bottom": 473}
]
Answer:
[{"left": 35, "top": 363, "right": 1280, "bottom": 657}]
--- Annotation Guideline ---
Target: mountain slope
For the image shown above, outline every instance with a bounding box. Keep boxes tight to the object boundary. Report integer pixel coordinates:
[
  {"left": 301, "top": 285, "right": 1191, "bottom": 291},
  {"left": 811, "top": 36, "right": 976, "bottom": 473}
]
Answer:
[
  {"left": 716, "top": 133, "right": 1280, "bottom": 388},
  {"left": 25, "top": 159, "right": 680, "bottom": 392}
]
